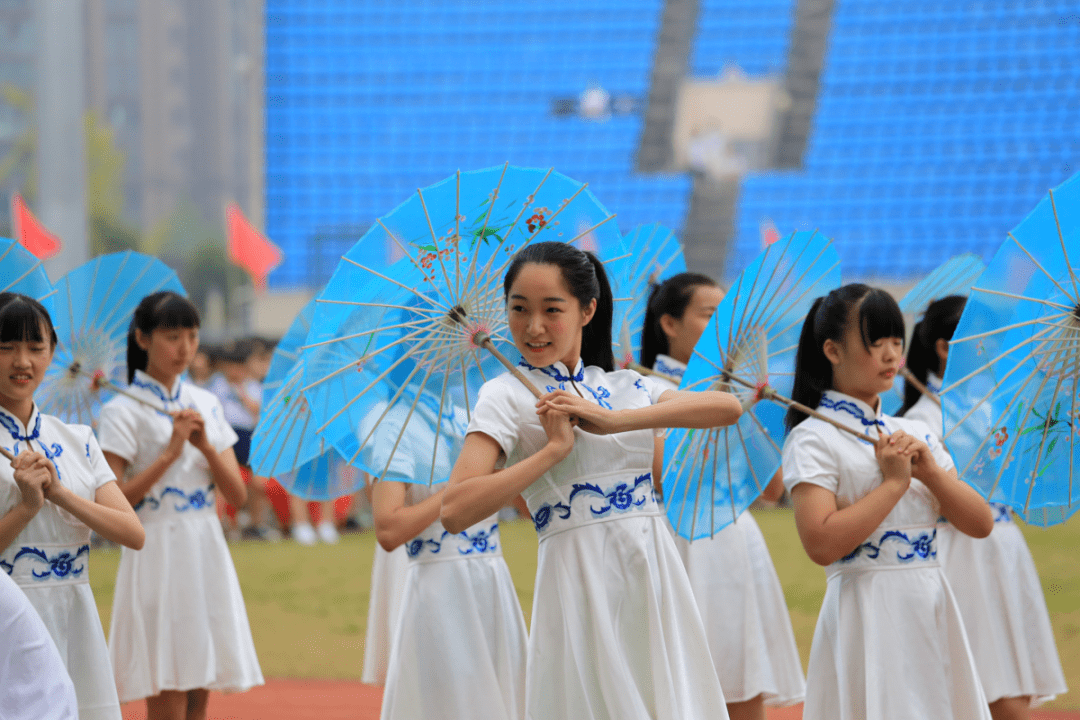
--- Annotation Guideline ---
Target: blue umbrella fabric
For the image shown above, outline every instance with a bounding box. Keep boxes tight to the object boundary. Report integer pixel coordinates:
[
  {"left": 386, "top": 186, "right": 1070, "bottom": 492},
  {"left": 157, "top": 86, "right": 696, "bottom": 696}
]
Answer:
[
  {"left": 301, "top": 164, "right": 623, "bottom": 485},
  {"left": 37, "top": 251, "right": 185, "bottom": 426},
  {"left": 664, "top": 230, "right": 842, "bottom": 540},
  {"left": 0, "top": 237, "right": 55, "bottom": 308},
  {"left": 880, "top": 253, "right": 987, "bottom": 415},
  {"left": 941, "top": 171, "right": 1080, "bottom": 522},
  {"left": 608, "top": 223, "right": 686, "bottom": 374},
  {"left": 262, "top": 298, "right": 317, "bottom": 405}
]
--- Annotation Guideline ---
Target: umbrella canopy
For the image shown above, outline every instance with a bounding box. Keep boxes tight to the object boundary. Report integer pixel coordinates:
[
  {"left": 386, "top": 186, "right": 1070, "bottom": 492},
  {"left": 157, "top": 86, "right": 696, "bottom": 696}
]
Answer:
[
  {"left": 37, "top": 251, "right": 185, "bottom": 425},
  {"left": 301, "top": 164, "right": 623, "bottom": 485},
  {"left": 941, "top": 172, "right": 1080, "bottom": 522},
  {"left": 664, "top": 230, "right": 842, "bottom": 540},
  {"left": 0, "top": 236, "right": 55, "bottom": 307}
]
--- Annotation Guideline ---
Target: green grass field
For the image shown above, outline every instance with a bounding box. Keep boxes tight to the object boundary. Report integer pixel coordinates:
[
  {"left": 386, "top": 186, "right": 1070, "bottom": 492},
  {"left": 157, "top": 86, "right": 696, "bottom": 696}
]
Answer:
[{"left": 89, "top": 509, "right": 1079, "bottom": 709}]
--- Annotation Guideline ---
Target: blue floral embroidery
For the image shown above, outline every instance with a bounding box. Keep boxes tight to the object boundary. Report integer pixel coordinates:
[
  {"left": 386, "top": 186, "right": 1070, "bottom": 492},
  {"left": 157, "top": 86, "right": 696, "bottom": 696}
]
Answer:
[
  {"left": 653, "top": 357, "right": 685, "bottom": 382},
  {"left": 130, "top": 375, "right": 182, "bottom": 404},
  {"left": 531, "top": 501, "right": 571, "bottom": 532},
  {"left": 569, "top": 473, "right": 653, "bottom": 516},
  {"left": 406, "top": 532, "right": 447, "bottom": 557},
  {"left": 581, "top": 382, "right": 613, "bottom": 410},
  {"left": 926, "top": 377, "right": 941, "bottom": 394},
  {"left": 0, "top": 412, "right": 40, "bottom": 442},
  {"left": 41, "top": 442, "right": 63, "bottom": 480},
  {"left": 2, "top": 545, "right": 89, "bottom": 580},
  {"left": 135, "top": 485, "right": 215, "bottom": 512},
  {"left": 840, "top": 529, "right": 937, "bottom": 563},
  {"left": 458, "top": 524, "right": 499, "bottom": 554},
  {"left": 819, "top": 395, "right": 886, "bottom": 429},
  {"left": 634, "top": 378, "right": 649, "bottom": 396},
  {"left": 85, "top": 443, "right": 91, "bottom": 460},
  {"left": 990, "top": 502, "right": 1012, "bottom": 523}
]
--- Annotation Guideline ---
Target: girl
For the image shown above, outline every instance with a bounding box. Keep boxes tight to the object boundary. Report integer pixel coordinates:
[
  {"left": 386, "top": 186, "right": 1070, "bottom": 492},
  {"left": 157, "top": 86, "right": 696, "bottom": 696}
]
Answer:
[
  {"left": 441, "top": 241, "right": 743, "bottom": 719},
  {"left": 781, "top": 283, "right": 995, "bottom": 719},
  {"left": 98, "top": 292, "right": 263, "bottom": 720},
  {"left": 641, "top": 274, "right": 805, "bottom": 720},
  {"left": 902, "top": 295, "right": 1068, "bottom": 720},
  {"left": 0, "top": 293, "right": 145, "bottom": 720}
]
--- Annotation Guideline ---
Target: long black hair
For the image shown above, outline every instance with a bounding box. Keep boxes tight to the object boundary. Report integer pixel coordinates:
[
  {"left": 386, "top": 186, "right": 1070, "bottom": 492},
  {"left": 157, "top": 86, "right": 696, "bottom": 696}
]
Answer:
[
  {"left": 899, "top": 294, "right": 965, "bottom": 416},
  {"left": 786, "top": 283, "right": 905, "bottom": 432},
  {"left": 639, "top": 272, "right": 717, "bottom": 369},
  {"left": 127, "top": 291, "right": 200, "bottom": 382},
  {"left": 503, "top": 241, "right": 615, "bottom": 371},
  {"left": 0, "top": 293, "right": 57, "bottom": 348}
]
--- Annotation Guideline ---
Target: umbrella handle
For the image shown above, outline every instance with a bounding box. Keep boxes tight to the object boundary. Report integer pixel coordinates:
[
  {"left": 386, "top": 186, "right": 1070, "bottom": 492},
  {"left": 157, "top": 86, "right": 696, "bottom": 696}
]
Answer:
[
  {"left": 474, "top": 334, "right": 543, "bottom": 399},
  {"left": 624, "top": 360, "right": 680, "bottom": 386},
  {"left": 899, "top": 367, "right": 941, "bottom": 407},
  {"left": 72, "top": 366, "right": 170, "bottom": 416},
  {"left": 724, "top": 372, "right": 878, "bottom": 442}
]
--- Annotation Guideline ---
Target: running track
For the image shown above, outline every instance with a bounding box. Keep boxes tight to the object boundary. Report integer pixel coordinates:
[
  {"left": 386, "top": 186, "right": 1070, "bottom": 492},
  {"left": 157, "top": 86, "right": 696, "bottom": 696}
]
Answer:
[{"left": 120, "top": 679, "right": 1078, "bottom": 719}]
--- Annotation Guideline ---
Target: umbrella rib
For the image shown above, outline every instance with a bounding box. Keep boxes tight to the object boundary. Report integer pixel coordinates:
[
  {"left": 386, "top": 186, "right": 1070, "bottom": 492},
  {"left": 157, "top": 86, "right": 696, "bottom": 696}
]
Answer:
[
  {"left": 743, "top": 230, "right": 809, "bottom": 333},
  {"left": 941, "top": 323, "right": 1059, "bottom": 393},
  {"left": 747, "top": 410, "right": 785, "bottom": 457},
  {"left": 745, "top": 231, "right": 826, "bottom": 333},
  {"left": 95, "top": 254, "right": 153, "bottom": 334},
  {"left": 969, "top": 287, "right": 1075, "bottom": 312},
  {"left": 459, "top": 352, "right": 472, "bottom": 423},
  {"left": 949, "top": 312, "right": 1069, "bottom": 345},
  {"left": 415, "top": 187, "right": 459, "bottom": 309},
  {"left": 0, "top": 241, "right": 14, "bottom": 265},
  {"left": 1048, "top": 188, "right": 1080, "bottom": 305},
  {"left": 689, "top": 430, "right": 711, "bottom": 540},
  {"left": 339, "top": 258, "right": 445, "bottom": 312},
  {"left": 299, "top": 319, "right": 433, "bottom": 351},
  {"left": 64, "top": 275, "right": 77, "bottom": 358},
  {"left": 454, "top": 170, "right": 462, "bottom": 299},
  {"left": 1008, "top": 231, "right": 1078, "bottom": 306},
  {"left": 1069, "top": 335, "right": 1079, "bottom": 513},
  {"left": 372, "top": 352, "right": 441, "bottom": 483},
  {"left": 755, "top": 255, "right": 842, "bottom": 340},
  {"left": 3, "top": 260, "right": 45, "bottom": 293},
  {"left": 461, "top": 162, "right": 510, "bottom": 298},
  {"left": 734, "top": 420, "right": 765, "bottom": 496},
  {"left": 373, "top": 217, "right": 446, "bottom": 306},
  {"left": 313, "top": 299, "right": 442, "bottom": 316},
  {"left": 266, "top": 397, "right": 310, "bottom": 476},
  {"left": 301, "top": 327, "right": 427, "bottom": 394},
  {"left": 718, "top": 428, "right": 729, "bottom": 539},
  {"left": 100, "top": 271, "right": 176, "bottom": 339},
  {"left": 667, "top": 430, "right": 693, "bottom": 533},
  {"left": 426, "top": 357, "right": 455, "bottom": 487},
  {"left": 1021, "top": 366, "right": 1067, "bottom": 513},
  {"left": 986, "top": 360, "right": 1056, "bottom": 501}
]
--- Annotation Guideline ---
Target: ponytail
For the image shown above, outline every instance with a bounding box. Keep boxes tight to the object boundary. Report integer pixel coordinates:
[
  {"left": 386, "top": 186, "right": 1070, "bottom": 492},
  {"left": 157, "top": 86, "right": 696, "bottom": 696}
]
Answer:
[
  {"left": 581, "top": 252, "right": 615, "bottom": 372},
  {"left": 899, "top": 294, "right": 965, "bottom": 416},
  {"left": 639, "top": 272, "right": 717, "bottom": 369},
  {"left": 786, "top": 284, "right": 905, "bottom": 432}
]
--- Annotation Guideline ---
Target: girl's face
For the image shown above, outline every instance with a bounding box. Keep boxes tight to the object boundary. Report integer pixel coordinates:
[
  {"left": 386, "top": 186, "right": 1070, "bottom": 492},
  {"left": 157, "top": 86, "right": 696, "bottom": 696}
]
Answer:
[
  {"left": 138, "top": 326, "right": 200, "bottom": 382},
  {"left": 824, "top": 308, "right": 903, "bottom": 403},
  {"left": 661, "top": 285, "right": 723, "bottom": 363},
  {"left": 0, "top": 323, "right": 53, "bottom": 410},
  {"left": 507, "top": 263, "right": 596, "bottom": 369}
]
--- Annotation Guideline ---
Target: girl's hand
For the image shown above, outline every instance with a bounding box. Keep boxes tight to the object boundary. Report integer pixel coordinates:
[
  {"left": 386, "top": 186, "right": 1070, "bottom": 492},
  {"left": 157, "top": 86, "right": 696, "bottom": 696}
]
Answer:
[
  {"left": 538, "top": 400, "right": 576, "bottom": 460},
  {"left": 12, "top": 452, "right": 53, "bottom": 514},
  {"left": 168, "top": 409, "right": 203, "bottom": 454},
  {"left": 874, "top": 431, "right": 912, "bottom": 491},
  {"left": 906, "top": 436, "right": 941, "bottom": 486},
  {"left": 537, "top": 390, "right": 616, "bottom": 435}
]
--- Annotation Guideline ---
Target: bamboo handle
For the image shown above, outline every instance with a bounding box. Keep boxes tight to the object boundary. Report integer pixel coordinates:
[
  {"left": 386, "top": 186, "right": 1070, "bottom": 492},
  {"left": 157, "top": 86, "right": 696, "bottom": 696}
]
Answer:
[
  {"left": 474, "top": 333, "right": 543, "bottom": 399},
  {"left": 625, "top": 360, "right": 680, "bottom": 386},
  {"left": 899, "top": 367, "right": 941, "bottom": 407},
  {"left": 70, "top": 365, "right": 170, "bottom": 415}
]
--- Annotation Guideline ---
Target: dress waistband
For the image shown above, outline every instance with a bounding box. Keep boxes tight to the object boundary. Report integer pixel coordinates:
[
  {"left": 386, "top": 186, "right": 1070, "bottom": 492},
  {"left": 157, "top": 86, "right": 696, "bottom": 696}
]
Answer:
[
  {"left": 134, "top": 484, "right": 216, "bottom": 519},
  {"left": 529, "top": 469, "right": 661, "bottom": 541},
  {"left": 827, "top": 526, "right": 939, "bottom": 578},
  {"left": 1, "top": 543, "right": 90, "bottom": 586},
  {"left": 406, "top": 521, "right": 502, "bottom": 563}
]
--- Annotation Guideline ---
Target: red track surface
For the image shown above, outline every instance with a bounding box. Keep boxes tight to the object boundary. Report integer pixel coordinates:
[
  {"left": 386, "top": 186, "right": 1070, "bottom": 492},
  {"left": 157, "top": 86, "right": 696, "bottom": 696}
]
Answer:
[{"left": 121, "top": 680, "right": 1077, "bottom": 720}]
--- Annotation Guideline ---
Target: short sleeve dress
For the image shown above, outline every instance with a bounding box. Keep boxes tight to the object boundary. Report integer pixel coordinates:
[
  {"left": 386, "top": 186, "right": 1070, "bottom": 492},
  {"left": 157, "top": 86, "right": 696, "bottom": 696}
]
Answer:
[
  {"left": 361, "top": 542, "right": 408, "bottom": 686},
  {"left": 467, "top": 358, "right": 729, "bottom": 720},
  {"left": 98, "top": 370, "right": 264, "bottom": 703},
  {"left": 782, "top": 389, "right": 990, "bottom": 720},
  {"left": 651, "top": 354, "right": 805, "bottom": 707},
  {"left": 906, "top": 374, "right": 1067, "bottom": 706},
  {"left": 365, "top": 399, "right": 528, "bottom": 720},
  {"left": 0, "top": 567, "right": 78, "bottom": 720},
  {"left": 0, "top": 405, "right": 121, "bottom": 720}
]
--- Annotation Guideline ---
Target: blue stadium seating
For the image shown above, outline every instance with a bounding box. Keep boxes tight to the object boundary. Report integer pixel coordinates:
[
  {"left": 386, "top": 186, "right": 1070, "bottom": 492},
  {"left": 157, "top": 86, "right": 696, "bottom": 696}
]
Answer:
[
  {"left": 691, "top": 0, "right": 795, "bottom": 77},
  {"left": 730, "top": 0, "right": 1080, "bottom": 280},
  {"left": 265, "top": 0, "right": 690, "bottom": 289}
]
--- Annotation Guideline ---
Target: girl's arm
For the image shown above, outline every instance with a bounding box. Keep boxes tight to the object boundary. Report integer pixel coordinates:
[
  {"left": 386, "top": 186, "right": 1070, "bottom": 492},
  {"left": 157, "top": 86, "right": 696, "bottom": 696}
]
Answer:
[
  {"left": 539, "top": 389, "right": 742, "bottom": 434},
  {"left": 107, "top": 409, "right": 203, "bottom": 506},
  {"left": 372, "top": 480, "right": 443, "bottom": 551},
  {"left": 761, "top": 470, "right": 785, "bottom": 503},
  {"left": 0, "top": 457, "right": 49, "bottom": 553},
  {"left": 191, "top": 431, "right": 246, "bottom": 509},
  {"left": 652, "top": 436, "right": 664, "bottom": 502},
  {"left": 910, "top": 445, "right": 993, "bottom": 539},
  {"left": 44, "top": 479, "right": 145, "bottom": 550},
  {"left": 789, "top": 432, "right": 913, "bottom": 566}
]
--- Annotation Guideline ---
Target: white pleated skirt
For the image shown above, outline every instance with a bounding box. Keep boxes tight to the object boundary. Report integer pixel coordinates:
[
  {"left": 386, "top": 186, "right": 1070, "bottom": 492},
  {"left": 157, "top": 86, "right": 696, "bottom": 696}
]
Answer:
[
  {"left": 805, "top": 561, "right": 990, "bottom": 720},
  {"left": 379, "top": 553, "right": 527, "bottom": 720},
  {"left": 675, "top": 512, "right": 805, "bottom": 706},
  {"left": 528, "top": 514, "right": 730, "bottom": 720},
  {"left": 939, "top": 520, "right": 1068, "bottom": 706},
  {"left": 108, "top": 513, "right": 264, "bottom": 703},
  {"left": 362, "top": 543, "right": 409, "bottom": 685}
]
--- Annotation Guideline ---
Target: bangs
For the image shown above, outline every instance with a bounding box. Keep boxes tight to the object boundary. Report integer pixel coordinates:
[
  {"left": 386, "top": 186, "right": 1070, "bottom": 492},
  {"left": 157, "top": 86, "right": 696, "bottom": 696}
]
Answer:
[
  {"left": 150, "top": 293, "right": 200, "bottom": 330},
  {"left": 857, "top": 289, "right": 905, "bottom": 347},
  {"left": 0, "top": 295, "right": 54, "bottom": 345}
]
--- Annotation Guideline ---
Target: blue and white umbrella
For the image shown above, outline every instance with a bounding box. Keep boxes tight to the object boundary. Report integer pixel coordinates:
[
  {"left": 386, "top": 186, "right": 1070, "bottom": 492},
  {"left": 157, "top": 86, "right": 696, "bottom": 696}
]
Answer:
[{"left": 0, "top": 237, "right": 55, "bottom": 308}]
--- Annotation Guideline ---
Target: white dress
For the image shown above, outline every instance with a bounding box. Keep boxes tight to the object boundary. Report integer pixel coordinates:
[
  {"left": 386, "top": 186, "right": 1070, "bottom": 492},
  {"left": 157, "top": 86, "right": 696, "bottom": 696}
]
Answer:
[
  {"left": 379, "top": 483, "right": 528, "bottom": 720},
  {"left": 0, "top": 404, "right": 122, "bottom": 720},
  {"left": 0, "top": 568, "right": 78, "bottom": 720},
  {"left": 469, "top": 358, "right": 729, "bottom": 720},
  {"left": 906, "top": 375, "right": 1068, "bottom": 706},
  {"left": 653, "top": 356, "right": 805, "bottom": 706},
  {"left": 361, "top": 542, "right": 409, "bottom": 685},
  {"left": 98, "top": 370, "right": 264, "bottom": 702},
  {"left": 782, "top": 389, "right": 990, "bottom": 720}
]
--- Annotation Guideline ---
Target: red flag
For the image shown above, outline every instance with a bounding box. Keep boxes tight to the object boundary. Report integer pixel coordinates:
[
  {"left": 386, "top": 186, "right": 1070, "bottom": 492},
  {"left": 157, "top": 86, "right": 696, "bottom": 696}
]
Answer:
[
  {"left": 760, "top": 218, "right": 780, "bottom": 249},
  {"left": 11, "top": 193, "right": 62, "bottom": 260},
  {"left": 226, "top": 203, "right": 282, "bottom": 292}
]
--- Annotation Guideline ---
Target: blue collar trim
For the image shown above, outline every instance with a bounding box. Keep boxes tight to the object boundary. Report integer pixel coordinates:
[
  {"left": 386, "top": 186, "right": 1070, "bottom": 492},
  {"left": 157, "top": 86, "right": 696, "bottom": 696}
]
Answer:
[
  {"left": 518, "top": 358, "right": 585, "bottom": 383},
  {"left": 653, "top": 355, "right": 686, "bottom": 382},
  {"left": 131, "top": 372, "right": 182, "bottom": 404},
  {"left": 0, "top": 409, "right": 40, "bottom": 442},
  {"left": 819, "top": 393, "right": 886, "bottom": 428}
]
